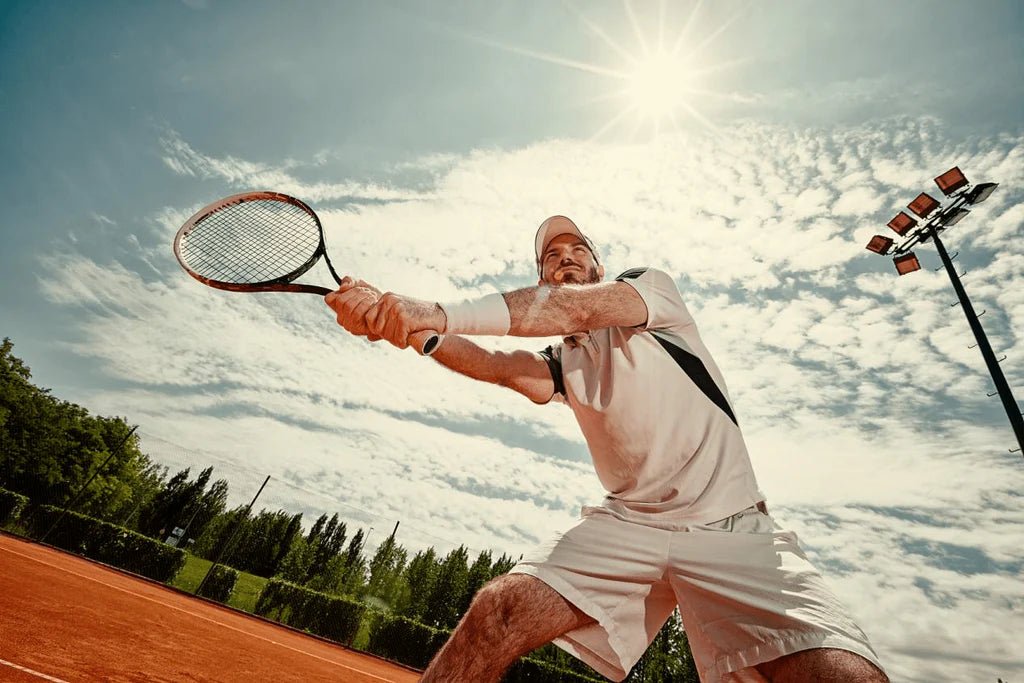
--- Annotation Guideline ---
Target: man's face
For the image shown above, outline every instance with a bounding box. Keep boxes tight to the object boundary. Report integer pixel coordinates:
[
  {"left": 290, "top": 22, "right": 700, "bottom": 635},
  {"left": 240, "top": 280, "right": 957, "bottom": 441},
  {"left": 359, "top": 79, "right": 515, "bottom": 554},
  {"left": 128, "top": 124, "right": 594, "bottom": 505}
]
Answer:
[{"left": 539, "top": 233, "right": 604, "bottom": 286}]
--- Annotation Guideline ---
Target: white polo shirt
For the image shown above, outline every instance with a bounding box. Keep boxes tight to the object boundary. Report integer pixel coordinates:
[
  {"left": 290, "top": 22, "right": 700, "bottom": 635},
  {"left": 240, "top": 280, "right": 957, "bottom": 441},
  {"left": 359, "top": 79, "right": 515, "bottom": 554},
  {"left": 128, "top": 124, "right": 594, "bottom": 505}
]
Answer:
[{"left": 541, "top": 267, "right": 764, "bottom": 527}]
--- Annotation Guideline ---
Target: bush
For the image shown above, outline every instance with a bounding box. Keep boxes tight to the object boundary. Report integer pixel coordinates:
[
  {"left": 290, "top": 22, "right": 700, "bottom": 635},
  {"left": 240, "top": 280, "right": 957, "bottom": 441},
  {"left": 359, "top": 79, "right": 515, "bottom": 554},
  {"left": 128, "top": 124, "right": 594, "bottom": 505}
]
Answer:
[
  {"left": 0, "top": 487, "right": 28, "bottom": 526},
  {"left": 197, "top": 563, "right": 238, "bottom": 603},
  {"left": 25, "top": 505, "right": 186, "bottom": 582},
  {"left": 503, "top": 657, "right": 604, "bottom": 682},
  {"left": 363, "top": 613, "right": 600, "bottom": 680},
  {"left": 365, "top": 614, "right": 449, "bottom": 669},
  {"left": 255, "top": 578, "right": 366, "bottom": 644}
]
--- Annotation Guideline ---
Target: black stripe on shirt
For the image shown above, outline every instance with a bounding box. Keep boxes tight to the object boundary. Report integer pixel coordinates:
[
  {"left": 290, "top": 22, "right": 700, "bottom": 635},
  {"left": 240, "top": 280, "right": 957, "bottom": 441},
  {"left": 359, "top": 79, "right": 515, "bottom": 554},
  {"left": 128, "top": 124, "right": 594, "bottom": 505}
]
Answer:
[
  {"left": 615, "top": 267, "right": 648, "bottom": 281},
  {"left": 650, "top": 331, "right": 738, "bottom": 426},
  {"left": 539, "top": 345, "right": 566, "bottom": 398}
]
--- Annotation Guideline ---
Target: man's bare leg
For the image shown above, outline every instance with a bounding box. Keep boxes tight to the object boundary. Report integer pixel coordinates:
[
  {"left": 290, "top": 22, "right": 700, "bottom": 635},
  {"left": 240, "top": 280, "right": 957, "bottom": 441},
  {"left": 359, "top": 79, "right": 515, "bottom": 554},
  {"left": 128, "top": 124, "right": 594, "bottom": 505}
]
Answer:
[
  {"left": 754, "top": 648, "right": 889, "bottom": 682},
  {"left": 420, "top": 573, "right": 593, "bottom": 682}
]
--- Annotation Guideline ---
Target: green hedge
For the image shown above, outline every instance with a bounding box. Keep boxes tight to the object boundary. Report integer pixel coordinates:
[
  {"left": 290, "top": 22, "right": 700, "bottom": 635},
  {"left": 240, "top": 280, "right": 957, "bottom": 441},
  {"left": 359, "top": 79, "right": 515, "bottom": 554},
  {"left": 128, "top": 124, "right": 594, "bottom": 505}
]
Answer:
[
  {"left": 363, "top": 614, "right": 600, "bottom": 681},
  {"left": 197, "top": 563, "right": 238, "bottom": 603},
  {"left": 0, "top": 487, "right": 28, "bottom": 526},
  {"left": 365, "top": 614, "right": 449, "bottom": 669},
  {"left": 25, "top": 505, "right": 186, "bottom": 582},
  {"left": 255, "top": 578, "right": 366, "bottom": 644},
  {"left": 503, "top": 657, "right": 603, "bottom": 682}
]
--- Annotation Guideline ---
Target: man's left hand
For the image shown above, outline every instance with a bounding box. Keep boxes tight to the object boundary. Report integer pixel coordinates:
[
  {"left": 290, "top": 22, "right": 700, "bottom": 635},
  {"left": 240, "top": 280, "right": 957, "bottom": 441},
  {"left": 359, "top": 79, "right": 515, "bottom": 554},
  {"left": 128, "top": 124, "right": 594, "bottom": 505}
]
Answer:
[
  {"left": 365, "top": 293, "right": 447, "bottom": 350},
  {"left": 325, "top": 277, "right": 384, "bottom": 340}
]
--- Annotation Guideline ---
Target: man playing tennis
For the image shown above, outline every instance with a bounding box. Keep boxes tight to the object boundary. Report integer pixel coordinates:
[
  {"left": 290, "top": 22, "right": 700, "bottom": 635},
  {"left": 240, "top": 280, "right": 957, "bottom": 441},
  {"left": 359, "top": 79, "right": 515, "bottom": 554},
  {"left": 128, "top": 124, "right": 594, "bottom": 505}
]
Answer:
[{"left": 325, "top": 216, "right": 888, "bottom": 683}]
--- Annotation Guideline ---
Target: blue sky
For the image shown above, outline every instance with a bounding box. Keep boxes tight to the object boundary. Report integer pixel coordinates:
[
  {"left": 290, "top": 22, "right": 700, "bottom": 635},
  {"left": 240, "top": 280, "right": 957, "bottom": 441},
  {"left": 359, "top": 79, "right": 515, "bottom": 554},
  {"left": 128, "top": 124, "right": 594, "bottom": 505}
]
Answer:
[{"left": 2, "top": 2, "right": 1023, "bottom": 681}]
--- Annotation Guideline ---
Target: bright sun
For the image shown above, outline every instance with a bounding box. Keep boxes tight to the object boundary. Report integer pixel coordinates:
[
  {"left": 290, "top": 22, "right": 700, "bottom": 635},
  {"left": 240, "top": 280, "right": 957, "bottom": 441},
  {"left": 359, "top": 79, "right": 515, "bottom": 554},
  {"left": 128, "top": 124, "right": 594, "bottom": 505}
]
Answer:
[
  {"left": 627, "top": 52, "right": 691, "bottom": 122},
  {"left": 467, "top": 2, "right": 742, "bottom": 139}
]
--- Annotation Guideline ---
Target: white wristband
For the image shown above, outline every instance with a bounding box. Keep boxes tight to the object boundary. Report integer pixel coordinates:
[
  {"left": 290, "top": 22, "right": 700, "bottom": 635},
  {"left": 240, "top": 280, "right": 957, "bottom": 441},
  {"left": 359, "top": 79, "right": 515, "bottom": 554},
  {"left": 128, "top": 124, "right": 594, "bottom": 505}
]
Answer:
[{"left": 439, "top": 292, "right": 511, "bottom": 336}]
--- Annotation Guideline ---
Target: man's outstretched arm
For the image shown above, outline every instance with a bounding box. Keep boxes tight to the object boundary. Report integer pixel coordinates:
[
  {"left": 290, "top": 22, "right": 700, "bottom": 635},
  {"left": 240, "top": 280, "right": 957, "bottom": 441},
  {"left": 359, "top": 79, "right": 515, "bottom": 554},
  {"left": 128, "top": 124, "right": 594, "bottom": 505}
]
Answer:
[
  {"left": 359, "top": 281, "right": 648, "bottom": 349},
  {"left": 325, "top": 279, "right": 557, "bottom": 403}
]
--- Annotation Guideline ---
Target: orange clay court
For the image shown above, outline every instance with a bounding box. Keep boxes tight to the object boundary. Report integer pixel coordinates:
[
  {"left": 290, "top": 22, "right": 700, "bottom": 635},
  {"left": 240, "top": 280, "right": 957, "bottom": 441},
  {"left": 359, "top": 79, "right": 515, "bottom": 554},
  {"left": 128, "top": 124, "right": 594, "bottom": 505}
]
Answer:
[{"left": 0, "top": 533, "right": 420, "bottom": 683}]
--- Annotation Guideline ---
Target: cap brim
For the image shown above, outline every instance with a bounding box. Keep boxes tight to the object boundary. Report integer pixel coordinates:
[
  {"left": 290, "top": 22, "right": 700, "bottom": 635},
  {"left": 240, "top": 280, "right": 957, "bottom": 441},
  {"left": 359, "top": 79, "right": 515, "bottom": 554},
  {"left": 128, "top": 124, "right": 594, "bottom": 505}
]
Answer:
[{"left": 535, "top": 215, "right": 586, "bottom": 263}]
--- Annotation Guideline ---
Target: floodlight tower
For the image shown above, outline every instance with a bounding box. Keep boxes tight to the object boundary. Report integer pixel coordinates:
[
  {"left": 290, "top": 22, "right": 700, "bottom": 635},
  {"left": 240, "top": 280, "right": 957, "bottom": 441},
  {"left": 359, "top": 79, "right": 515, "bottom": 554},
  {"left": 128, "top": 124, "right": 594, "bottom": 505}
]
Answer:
[{"left": 864, "top": 167, "right": 1022, "bottom": 457}]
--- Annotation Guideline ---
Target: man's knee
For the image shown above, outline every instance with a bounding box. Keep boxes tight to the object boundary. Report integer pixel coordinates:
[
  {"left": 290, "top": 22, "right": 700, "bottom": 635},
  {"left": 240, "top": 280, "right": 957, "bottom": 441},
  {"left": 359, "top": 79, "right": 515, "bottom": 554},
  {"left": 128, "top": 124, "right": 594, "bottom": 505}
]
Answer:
[
  {"left": 465, "top": 573, "right": 586, "bottom": 639},
  {"left": 756, "top": 648, "right": 888, "bottom": 682},
  {"left": 468, "top": 573, "right": 538, "bottom": 624}
]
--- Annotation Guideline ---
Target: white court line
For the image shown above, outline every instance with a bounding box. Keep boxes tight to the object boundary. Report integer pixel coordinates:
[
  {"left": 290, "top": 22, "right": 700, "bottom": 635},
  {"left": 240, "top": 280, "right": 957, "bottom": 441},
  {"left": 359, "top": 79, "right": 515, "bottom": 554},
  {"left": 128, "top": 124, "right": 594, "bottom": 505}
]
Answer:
[
  {"left": 0, "top": 657, "right": 70, "bottom": 683},
  {"left": 0, "top": 545, "right": 399, "bottom": 683}
]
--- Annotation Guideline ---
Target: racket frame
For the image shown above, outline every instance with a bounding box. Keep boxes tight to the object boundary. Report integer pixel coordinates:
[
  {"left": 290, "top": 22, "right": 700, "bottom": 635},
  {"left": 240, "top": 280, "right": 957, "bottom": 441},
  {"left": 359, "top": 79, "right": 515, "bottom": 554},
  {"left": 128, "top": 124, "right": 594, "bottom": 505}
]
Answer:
[
  {"left": 173, "top": 190, "right": 442, "bottom": 355},
  {"left": 173, "top": 191, "right": 338, "bottom": 296}
]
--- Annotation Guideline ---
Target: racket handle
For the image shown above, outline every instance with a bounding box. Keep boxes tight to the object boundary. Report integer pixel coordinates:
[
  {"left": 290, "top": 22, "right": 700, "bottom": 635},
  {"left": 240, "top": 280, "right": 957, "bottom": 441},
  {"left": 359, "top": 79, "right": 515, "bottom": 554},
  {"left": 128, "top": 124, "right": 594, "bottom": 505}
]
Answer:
[{"left": 409, "top": 330, "right": 442, "bottom": 356}]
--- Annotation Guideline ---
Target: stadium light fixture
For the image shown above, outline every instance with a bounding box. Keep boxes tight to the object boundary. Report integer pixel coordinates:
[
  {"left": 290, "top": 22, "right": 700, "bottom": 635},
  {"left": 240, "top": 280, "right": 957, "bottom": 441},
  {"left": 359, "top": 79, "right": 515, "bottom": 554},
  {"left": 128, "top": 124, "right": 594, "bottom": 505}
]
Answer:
[
  {"left": 938, "top": 207, "right": 971, "bottom": 227},
  {"left": 887, "top": 211, "right": 918, "bottom": 236},
  {"left": 908, "top": 192, "right": 941, "bottom": 219},
  {"left": 865, "top": 166, "right": 1021, "bottom": 457},
  {"left": 894, "top": 252, "right": 921, "bottom": 275},
  {"left": 965, "top": 182, "right": 999, "bottom": 205},
  {"left": 865, "top": 235, "right": 894, "bottom": 255},
  {"left": 934, "top": 166, "right": 969, "bottom": 196}
]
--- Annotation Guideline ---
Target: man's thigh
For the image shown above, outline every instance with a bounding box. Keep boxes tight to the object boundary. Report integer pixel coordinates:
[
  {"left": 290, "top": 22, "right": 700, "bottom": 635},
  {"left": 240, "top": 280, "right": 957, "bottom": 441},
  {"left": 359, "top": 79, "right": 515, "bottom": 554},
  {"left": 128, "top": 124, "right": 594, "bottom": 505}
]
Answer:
[
  {"left": 470, "top": 573, "right": 593, "bottom": 640},
  {"left": 510, "top": 510, "right": 678, "bottom": 681}
]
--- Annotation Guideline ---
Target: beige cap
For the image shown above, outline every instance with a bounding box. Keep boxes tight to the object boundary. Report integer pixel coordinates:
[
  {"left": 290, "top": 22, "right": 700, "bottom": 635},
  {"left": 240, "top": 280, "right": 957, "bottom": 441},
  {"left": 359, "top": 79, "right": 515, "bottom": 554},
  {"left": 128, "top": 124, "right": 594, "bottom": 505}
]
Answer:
[{"left": 534, "top": 215, "right": 599, "bottom": 275}]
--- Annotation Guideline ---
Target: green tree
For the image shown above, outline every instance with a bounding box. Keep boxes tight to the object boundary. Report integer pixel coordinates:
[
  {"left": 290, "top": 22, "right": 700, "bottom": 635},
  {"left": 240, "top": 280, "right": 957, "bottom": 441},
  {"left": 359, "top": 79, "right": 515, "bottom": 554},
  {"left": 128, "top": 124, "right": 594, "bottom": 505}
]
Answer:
[
  {"left": 137, "top": 467, "right": 220, "bottom": 540},
  {"left": 276, "top": 534, "right": 311, "bottom": 582},
  {"left": 271, "top": 513, "right": 303, "bottom": 575},
  {"left": 458, "top": 549, "right": 493, "bottom": 616},
  {"left": 399, "top": 547, "right": 438, "bottom": 620},
  {"left": 114, "top": 459, "right": 166, "bottom": 530},
  {"left": 0, "top": 340, "right": 158, "bottom": 517},
  {"left": 69, "top": 416, "right": 150, "bottom": 521},
  {"left": 192, "top": 504, "right": 246, "bottom": 559},
  {"left": 365, "top": 524, "right": 409, "bottom": 610},
  {"left": 424, "top": 545, "right": 470, "bottom": 629},
  {"left": 304, "top": 513, "right": 347, "bottom": 584},
  {"left": 224, "top": 508, "right": 301, "bottom": 576},
  {"left": 186, "top": 478, "right": 229, "bottom": 542},
  {"left": 627, "top": 611, "right": 698, "bottom": 682},
  {"left": 489, "top": 553, "right": 517, "bottom": 578},
  {"left": 337, "top": 527, "right": 367, "bottom": 594}
]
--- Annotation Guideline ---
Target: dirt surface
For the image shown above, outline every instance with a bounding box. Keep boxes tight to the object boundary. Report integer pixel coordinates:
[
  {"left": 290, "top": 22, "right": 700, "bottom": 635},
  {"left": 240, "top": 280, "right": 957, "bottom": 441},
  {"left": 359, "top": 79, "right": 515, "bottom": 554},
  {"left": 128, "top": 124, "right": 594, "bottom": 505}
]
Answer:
[{"left": 0, "top": 533, "right": 420, "bottom": 683}]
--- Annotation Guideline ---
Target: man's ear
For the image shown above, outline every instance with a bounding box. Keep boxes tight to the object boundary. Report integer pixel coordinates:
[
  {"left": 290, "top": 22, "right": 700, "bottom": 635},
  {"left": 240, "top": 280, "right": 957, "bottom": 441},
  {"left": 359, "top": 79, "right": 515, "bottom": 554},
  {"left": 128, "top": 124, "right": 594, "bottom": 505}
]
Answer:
[{"left": 597, "top": 264, "right": 606, "bottom": 281}]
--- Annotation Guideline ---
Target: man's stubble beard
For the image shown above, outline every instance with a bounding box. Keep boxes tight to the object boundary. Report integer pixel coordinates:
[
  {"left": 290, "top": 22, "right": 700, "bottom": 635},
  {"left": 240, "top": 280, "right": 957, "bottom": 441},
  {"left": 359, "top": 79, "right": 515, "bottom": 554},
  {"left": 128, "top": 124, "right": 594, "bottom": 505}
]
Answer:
[{"left": 558, "top": 265, "right": 601, "bottom": 285}]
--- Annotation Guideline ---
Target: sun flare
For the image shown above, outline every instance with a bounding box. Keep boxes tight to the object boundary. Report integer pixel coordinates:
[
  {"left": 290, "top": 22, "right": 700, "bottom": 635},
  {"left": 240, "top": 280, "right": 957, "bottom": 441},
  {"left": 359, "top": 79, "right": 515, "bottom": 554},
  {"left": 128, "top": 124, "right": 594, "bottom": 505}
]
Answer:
[
  {"left": 465, "top": 1, "right": 743, "bottom": 140},
  {"left": 627, "top": 52, "right": 692, "bottom": 121}
]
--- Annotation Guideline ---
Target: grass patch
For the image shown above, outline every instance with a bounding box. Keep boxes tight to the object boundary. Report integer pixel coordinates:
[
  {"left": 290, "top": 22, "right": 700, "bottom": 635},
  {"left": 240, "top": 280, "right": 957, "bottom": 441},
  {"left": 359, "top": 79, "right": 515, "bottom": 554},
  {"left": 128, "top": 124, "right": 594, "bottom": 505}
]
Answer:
[
  {"left": 168, "top": 553, "right": 266, "bottom": 612},
  {"left": 228, "top": 570, "right": 267, "bottom": 613},
  {"left": 168, "top": 553, "right": 212, "bottom": 592}
]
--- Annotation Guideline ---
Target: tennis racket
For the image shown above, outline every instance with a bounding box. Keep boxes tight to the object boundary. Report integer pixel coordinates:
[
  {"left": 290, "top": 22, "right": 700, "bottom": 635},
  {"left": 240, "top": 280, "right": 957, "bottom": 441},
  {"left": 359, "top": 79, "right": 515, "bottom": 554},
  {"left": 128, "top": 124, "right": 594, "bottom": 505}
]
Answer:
[{"left": 173, "top": 191, "right": 441, "bottom": 355}]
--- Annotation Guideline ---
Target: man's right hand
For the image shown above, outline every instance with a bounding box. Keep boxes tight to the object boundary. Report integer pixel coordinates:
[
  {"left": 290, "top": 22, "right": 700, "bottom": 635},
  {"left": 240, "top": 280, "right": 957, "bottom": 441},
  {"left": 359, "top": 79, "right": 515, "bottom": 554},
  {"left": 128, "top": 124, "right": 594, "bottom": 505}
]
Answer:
[{"left": 324, "top": 277, "right": 384, "bottom": 340}]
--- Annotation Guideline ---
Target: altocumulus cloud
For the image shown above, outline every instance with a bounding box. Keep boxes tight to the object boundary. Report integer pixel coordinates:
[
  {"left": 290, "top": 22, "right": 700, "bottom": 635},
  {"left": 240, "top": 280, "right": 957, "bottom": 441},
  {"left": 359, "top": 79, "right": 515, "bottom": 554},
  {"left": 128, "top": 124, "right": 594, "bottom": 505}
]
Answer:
[{"left": 39, "top": 116, "right": 1024, "bottom": 682}]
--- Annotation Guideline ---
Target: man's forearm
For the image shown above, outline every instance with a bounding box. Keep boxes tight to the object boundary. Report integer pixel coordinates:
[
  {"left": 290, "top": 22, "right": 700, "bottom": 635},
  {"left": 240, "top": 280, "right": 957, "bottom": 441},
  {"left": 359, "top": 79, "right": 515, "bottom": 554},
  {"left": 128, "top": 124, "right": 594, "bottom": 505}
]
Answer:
[
  {"left": 431, "top": 334, "right": 506, "bottom": 385},
  {"left": 431, "top": 335, "right": 555, "bottom": 403}
]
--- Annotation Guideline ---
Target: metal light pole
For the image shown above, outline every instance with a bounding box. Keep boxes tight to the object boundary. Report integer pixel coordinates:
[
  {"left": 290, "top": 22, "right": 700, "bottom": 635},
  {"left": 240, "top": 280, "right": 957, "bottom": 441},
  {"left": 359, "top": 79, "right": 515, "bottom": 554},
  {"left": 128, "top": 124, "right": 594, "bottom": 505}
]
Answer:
[
  {"left": 865, "top": 166, "right": 1022, "bottom": 457},
  {"left": 195, "top": 474, "right": 270, "bottom": 596}
]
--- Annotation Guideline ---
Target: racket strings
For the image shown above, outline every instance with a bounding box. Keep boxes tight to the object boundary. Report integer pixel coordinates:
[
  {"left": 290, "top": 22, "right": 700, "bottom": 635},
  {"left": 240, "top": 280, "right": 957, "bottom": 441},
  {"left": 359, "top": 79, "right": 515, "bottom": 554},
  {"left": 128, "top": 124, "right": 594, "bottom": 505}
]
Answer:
[
  {"left": 191, "top": 201, "right": 316, "bottom": 281},
  {"left": 180, "top": 199, "right": 322, "bottom": 284}
]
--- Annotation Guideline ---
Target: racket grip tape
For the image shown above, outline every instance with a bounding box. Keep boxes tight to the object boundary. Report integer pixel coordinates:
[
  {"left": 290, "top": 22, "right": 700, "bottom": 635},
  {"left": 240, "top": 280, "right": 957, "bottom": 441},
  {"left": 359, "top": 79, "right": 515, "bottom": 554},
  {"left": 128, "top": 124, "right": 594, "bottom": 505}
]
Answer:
[{"left": 409, "top": 330, "right": 442, "bottom": 356}]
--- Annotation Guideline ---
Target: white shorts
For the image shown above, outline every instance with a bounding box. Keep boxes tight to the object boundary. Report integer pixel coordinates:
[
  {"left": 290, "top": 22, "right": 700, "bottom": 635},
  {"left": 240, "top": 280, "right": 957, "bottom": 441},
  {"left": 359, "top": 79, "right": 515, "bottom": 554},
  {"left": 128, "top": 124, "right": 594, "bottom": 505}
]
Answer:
[{"left": 510, "top": 505, "right": 884, "bottom": 683}]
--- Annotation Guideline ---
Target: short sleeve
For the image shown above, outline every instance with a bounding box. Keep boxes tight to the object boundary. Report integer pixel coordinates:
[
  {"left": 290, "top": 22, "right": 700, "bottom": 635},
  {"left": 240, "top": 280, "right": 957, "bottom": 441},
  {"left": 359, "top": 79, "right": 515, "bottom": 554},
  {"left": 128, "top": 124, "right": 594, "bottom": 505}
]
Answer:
[
  {"left": 537, "top": 343, "right": 567, "bottom": 404},
  {"left": 615, "top": 267, "right": 694, "bottom": 332}
]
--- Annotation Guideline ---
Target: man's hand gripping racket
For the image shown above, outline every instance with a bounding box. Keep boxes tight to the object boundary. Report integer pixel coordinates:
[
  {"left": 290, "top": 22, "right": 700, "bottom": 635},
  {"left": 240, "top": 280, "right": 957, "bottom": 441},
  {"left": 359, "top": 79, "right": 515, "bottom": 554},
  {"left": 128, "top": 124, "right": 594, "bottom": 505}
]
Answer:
[{"left": 173, "top": 191, "right": 441, "bottom": 355}]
